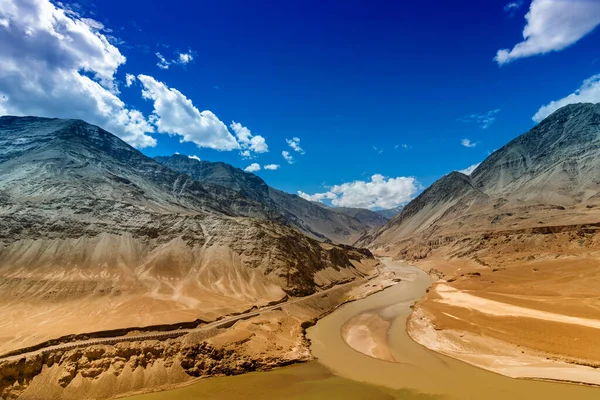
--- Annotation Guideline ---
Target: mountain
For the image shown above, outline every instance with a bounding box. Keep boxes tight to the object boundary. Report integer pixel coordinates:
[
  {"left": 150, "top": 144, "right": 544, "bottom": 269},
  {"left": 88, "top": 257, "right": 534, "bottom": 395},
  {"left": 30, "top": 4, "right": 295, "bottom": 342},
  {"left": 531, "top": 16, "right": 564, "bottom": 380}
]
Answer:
[
  {"left": 380, "top": 103, "right": 600, "bottom": 383},
  {"left": 469, "top": 103, "right": 600, "bottom": 204},
  {"left": 155, "top": 154, "right": 374, "bottom": 244},
  {"left": 153, "top": 155, "right": 272, "bottom": 205},
  {"left": 0, "top": 116, "right": 377, "bottom": 355},
  {"left": 374, "top": 206, "right": 404, "bottom": 219},
  {"left": 359, "top": 103, "right": 600, "bottom": 253},
  {"left": 328, "top": 206, "right": 390, "bottom": 228}
]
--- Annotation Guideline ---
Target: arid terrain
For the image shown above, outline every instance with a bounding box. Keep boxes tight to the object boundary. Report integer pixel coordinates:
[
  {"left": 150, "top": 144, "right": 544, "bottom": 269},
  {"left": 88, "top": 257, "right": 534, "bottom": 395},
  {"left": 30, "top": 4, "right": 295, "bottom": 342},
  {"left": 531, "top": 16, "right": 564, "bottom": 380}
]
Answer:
[
  {"left": 0, "top": 268, "right": 403, "bottom": 400},
  {"left": 0, "top": 116, "right": 391, "bottom": 399},
  {"left": 359, "top": 103, "right": 600, "bottom": 384},
  {"left": 3, "top": 103, "right": 600, "bottom": 399}
]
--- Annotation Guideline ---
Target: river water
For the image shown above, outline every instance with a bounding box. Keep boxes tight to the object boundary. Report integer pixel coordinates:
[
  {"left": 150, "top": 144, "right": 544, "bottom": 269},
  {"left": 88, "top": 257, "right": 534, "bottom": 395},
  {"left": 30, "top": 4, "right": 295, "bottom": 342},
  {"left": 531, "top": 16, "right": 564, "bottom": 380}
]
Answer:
[{"left": 128, "top": 261, "right": 600, "bottom": 400}]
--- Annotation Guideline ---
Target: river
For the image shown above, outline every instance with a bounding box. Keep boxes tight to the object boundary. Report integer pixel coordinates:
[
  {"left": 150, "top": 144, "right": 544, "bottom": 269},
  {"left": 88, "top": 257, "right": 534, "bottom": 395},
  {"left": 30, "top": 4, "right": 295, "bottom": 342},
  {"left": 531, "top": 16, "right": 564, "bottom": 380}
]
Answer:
[{"left": 127, "top": 260, "right": 600, "bottom": 400}]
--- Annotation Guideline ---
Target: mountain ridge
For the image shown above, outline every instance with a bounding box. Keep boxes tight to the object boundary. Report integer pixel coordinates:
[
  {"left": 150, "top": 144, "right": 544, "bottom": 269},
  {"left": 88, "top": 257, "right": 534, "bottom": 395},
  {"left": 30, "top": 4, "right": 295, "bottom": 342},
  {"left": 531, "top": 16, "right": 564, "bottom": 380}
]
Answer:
[
  {"left": 155, "top": 154, "right": 386, "bottom": 244},
  {"left": 0, "top": 115, "right": 378, "bottom": 356},
  {"left": 359, "top": 102, "right": 600, "bottom": 251}
]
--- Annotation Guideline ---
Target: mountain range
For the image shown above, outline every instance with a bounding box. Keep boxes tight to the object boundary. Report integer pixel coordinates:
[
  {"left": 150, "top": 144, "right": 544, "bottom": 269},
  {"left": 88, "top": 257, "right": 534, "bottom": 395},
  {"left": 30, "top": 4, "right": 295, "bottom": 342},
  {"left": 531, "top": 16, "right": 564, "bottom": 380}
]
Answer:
[
  {"left": 359, "top": 102, "right": 600, "bottom": 257},
  {"left": 154, "top": 154, "right": 390, "bottom": 244},
  {"left": 0, "top": 116, "right": 378, "bottom": 354}
]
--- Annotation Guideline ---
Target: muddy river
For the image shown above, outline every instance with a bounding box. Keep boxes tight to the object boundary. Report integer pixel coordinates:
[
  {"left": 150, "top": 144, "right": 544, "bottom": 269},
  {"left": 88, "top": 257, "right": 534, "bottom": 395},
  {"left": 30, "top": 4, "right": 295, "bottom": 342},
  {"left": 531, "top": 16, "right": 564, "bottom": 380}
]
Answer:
[{"left": 127, "top": 260, "right": 600, "bottom": 400}]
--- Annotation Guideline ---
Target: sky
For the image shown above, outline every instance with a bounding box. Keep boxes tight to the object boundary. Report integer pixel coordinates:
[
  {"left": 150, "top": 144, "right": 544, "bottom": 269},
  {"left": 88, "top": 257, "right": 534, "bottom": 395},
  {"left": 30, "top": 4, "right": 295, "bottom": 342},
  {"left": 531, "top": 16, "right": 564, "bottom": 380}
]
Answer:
[{"left": 1, "top": 0, "right": 600, "bottom": 209}]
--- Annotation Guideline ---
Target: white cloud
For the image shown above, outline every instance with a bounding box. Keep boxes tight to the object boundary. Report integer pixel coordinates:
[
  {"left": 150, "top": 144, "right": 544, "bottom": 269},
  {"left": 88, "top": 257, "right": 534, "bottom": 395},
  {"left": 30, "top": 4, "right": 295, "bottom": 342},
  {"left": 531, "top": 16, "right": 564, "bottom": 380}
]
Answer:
[
  {"left": 286, "top": 137, "right": 305, "bottom": 154},
  {"left": 178, "top": 52, "right": 193, "bottom": 64},
  {"left": 125, "top": 73, "right": 136, "bottom": 87},
  {"left": 461, "top": 139, "right": 477, "bottom": 148},
  {"left": 230, "top": 121, "right": 268, "bottom": 157},
  {"left": 156, "top": 52, "right": 170, "bottom": 69},
  {"left": 459, "top": 109, "right": 500, "bottom": 129},
  {"left": 495, "top": 0, "right": 600, "bottom": 65},
  {"left": 458, "top": 163, "right": 481, "bottom": 176},
  {"left": 156, "top": 50, "right": 194, "bottom": 70},
  {"left": 0, "top": 0, "right": 155, "bottom": 148},
  {"left": 282, "top": 151, "right": 294, "bottom": 164},
  {"left": 138, "top": 75, "right": 240, "bottom": 151},
  {"left": 244, "top": 163, "right": 261, "bottom": 173},
  {"left": 504, "top": 0, "right": 523, "bottom": 14},
  {"left": 298, "top": 191, "right": 337, "bottom": 202},
  {"left": 534, "top": 74, "right": 600, "bottom": 122},
  {"left": 188, "top": 155, "right": 201, "bottom": 161},
  {"left": 264, "top": 164, "right": 280, "bottom": 170},
  {"left": 298, "top": 174, "right": 420, "bottom": 209}
]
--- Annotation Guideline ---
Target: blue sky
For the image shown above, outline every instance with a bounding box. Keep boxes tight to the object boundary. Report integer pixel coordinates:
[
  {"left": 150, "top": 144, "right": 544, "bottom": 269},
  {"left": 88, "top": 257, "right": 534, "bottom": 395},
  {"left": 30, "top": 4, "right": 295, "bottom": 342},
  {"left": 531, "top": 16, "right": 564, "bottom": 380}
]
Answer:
[{"left": 2, "top": 0, "right": 600, "bottom": 209}]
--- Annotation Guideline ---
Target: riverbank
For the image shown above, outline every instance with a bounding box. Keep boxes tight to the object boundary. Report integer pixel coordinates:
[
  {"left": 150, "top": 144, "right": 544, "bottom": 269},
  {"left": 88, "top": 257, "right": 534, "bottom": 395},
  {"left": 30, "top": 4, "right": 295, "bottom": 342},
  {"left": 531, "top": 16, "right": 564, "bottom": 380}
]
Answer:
[
  {"left": 3, "top": 261, "right": 403, "bottom": 400},
  {"left": 308, "top": 259, "right": 600, "bottom": 399},
  {"left": 407, "top": 256, "right": 600, "bottom": 387}
]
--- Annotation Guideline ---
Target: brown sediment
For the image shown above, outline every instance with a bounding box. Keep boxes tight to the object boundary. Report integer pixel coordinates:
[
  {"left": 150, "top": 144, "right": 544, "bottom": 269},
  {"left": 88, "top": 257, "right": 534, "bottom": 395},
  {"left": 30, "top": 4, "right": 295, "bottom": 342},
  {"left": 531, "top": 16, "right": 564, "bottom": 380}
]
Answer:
[{"left": 341, "top": 312, "right": 395, "bottom": 362}]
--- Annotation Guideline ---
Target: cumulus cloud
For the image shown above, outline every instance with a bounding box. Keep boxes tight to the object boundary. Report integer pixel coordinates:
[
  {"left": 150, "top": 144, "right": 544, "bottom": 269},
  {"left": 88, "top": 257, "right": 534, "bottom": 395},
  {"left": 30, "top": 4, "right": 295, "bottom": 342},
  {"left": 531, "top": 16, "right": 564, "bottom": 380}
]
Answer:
[
  {"left": 282, "top": 151, "right": 294, "bottom": 164},
  {"left": 244, "top": 163, "right": 261, "bottom": 173},
  {"left": 138, "top": 75, "right": 240, "bottom": 150},
  {"left": 0, "top": 0, "right": 156, "bottom": 148},
  {"left": 125, "top": 74, "right": 136, "bottom": 87},
  {"left": 459, "top": 109, "right": 500, "bottom": 129},
  {"left": 264, "top": 164, "right": 280, "bottom": 170},
  {"left": 458, "top": 163, "right": 481, "bottom": 175},
  {"left": 461, "top": 139, "right": 477, "bottom": 148},
  {"left": 178, "top": 52, "right": 193, "bottom": 64},
  {"left": 298, "top": 191, "right": 337, "bottom": 203},
  {"left": 286, "top": 137, "right": 305, "bottom": 154},
  {"left": 188, "top": 155, "right": 201, "bottom": 161},
  {"left": 230, "top": 121, "right": 268, "bottom": 158},
  {"left": 298, "top": 174, "right": 420, "bottom": 209},
  {"left": 534, "top": 74, "right": 600, "bottom": 122},
  {"left": 495, "top": 0, "right": 600, "bottom": 65}
]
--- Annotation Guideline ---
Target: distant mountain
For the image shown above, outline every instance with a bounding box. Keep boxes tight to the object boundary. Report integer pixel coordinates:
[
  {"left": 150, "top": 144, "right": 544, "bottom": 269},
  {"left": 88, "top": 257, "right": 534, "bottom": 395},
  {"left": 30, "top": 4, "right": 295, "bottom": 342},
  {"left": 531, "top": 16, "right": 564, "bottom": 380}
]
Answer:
[
  {"left": 328, "top": 206, "right": 390, "bottom": 228},
  {"left": 374, "top": 206, "right": 404, "bottom": 219},
  {"left": 359, "top": 103, "right": 600, "bottom": 251},
  {"left": 155, "top": 154, "right": 374, "bottom": 244},
  {"left": 0, "top": 116, "right": 376, "bottom": 351}
]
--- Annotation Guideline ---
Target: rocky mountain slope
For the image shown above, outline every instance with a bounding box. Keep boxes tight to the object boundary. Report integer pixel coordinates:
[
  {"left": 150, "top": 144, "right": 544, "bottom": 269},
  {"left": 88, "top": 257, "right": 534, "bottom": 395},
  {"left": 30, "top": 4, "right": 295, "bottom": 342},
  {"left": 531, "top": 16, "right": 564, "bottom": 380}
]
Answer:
[
  {"left": 360, "top": 103, "right": 600, "bottom": 382},
  {"left": 359, "top": 103, "right": 600, "bottom": 254},
  {"left": 0, "top": 116, "right": 377, "bottom": 355},
  {"left": 374, "top": 206, "right": 404, "bottom": 219},
  {"left": 327, "top": 206, "right": 390, "bottom": 228},
  {"left": 155, "top": 154, "right": 379, "bottom": 244}
]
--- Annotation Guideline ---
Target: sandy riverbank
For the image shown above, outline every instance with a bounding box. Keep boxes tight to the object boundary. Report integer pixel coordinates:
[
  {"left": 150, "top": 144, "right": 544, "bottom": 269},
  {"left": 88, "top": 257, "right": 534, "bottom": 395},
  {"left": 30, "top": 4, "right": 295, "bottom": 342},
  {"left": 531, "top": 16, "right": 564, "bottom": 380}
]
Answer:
[
  {"left": 406, "top": 258, "right": 600, "bottom": 387},
  {"left": 309, "top": 260, "right": 600, "bottom": 399},
  {"left": 1, "top": 261, "right": 404, "bottom": 400}
]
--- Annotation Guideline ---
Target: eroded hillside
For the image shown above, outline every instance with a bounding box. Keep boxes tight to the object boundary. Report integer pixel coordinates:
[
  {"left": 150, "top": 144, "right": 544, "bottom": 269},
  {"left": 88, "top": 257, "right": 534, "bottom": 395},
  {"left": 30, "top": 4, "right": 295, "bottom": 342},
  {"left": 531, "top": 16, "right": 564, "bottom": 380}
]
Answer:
[{"left": 0, "top": 116, "right": 378, "bottom": 356}]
